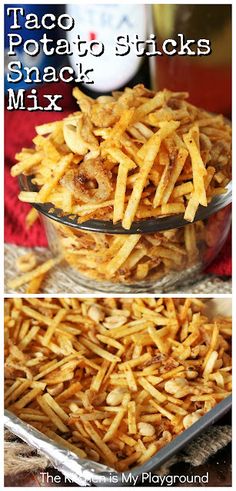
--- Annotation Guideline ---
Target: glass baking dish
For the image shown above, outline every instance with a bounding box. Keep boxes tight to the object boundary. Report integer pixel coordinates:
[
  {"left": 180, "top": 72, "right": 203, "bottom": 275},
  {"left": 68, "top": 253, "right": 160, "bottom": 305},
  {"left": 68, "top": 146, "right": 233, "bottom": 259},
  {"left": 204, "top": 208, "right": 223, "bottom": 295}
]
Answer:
[
  {"left": 4, "top": 395, "right": 231, "bottom": 486},
  {"left": 19, "top": 175, "right": 232, "bottom": 293}
]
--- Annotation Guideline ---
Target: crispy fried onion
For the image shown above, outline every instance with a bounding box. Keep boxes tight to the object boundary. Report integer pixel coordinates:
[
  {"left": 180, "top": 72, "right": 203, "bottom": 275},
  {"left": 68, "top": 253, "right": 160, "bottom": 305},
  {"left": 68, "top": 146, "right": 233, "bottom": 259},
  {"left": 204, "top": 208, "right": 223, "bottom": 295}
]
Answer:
[
  {"left": 90, "top": 102, "right": 119, "bottom": 128},
  {"left": 61, "top": 159, "right": 113, "bottom": 203},
  {"left": 63, "top": 113, "right": 99, "bottom": 156}
]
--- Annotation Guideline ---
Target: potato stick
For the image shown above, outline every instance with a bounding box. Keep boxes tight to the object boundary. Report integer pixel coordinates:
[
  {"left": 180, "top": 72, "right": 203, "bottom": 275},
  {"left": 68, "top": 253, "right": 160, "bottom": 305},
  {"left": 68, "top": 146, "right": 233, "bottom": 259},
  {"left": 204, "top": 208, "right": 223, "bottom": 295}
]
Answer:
[
  {"left": 9, "top": 344, "right": 25, "bottom": 361},
  {"left": 190, "top": 395, "right": 217, "bottom": 402},
  {"left": 125, "top": 366, "right": 138, "bottom": 392},
  {"left": 134, "top": 121, "right": 154, "bottom": 139},
  {"left": 139, "top": 377, "right": 166, "bottom": 403},
  {"left": 203, "top": 351, "right": 218, "bottom": 377},
  {"left": 171, "top": 181, "right": 193, "bottom": 198},
  {"left": 184, "top": 194, "right": 199, "bottom": 222},
  {"left": 122, "top": 121, "right": 180, "bottom": 229},
  {"left": 106, "top": 149, "right": 136, "bottom": 223},
  {"left": 5, "top": 381, "right": 31, "bottom": 406},
  {"left": 83, "top": 421, "right": 117, "bottom": 465},
  {"left": 109, "top": 321, "right": 155, "bottom": 340},
  {"left": 26, "top": 273, "right": 45, "bottom": 294},
  {"left": 90, "top": 362, "right": 109, "bottom": 392},
  {"left": 14, "top": 387, "right": 43, "bottom": 409},
  {"left": 184, "top": 223, "right": 198, "bottom": 259},
  {"left": 34, "top": 354, "right": 79, "bottom": 380},
  {"left": 161, "top": 203, "right": 185, "bottom": 215},
  {"left": 96, "top": 335, "right": 123, "bottom": 350},
  {"left": 18, "top": 191, "right": 39, "bottom": 203},
  {"left": 103, "top": 407, "right": 126, "bottom": 442},
  {"left": 72, "top": 86, "right": 94, "bottom": 103},
  {"left": 20, "top": 414, "right": 50, "bottom": 423},
  {"left": 55, "top": 381, "right": 82, "bottom": 402},
  {"left": 43, "top": 309, "right": 67, "bottom": 345},
  {"left": 37, "top": 395, "right": 68, "bottom": 432},
  {"left": 42, "top": 393, "right": 69, "bottom": 422},
  {"left": 202, "top": 325, "right": 220, "bottom": 372},
  {"left": 80, "top": 338, "right": 121, "bottom": 362},
  {"left": 4, "top": 380, "right": 22, "bottom": 401},
  {"left": 127, "top": 400, "right": 137, "bottom": 434},
  {"left": 123, "top": 247, "right": 147, "bottom": 270},
  {"left": 137, "top": 121, "right": 180, "bottom": 162},
  {"left": 150, "top": 400, "right": 174, "bottom": 420},
  {"left": 153, "top": 157, "right": 171, "bottom": 207},
  {"left": 11, "top": 153, "right": 43, "bottom": 177},
  {"left": 138, "top": 443, "right": 157, "bottom": 464},
  {"left": 165, "top": 403, "right": 188, "bottom": 415},
  {"left": 205, "top": 166, "right": 216, "bottom": 189},
  {"left": 132, "top": 91, "right": 165, "bottom": 122},
  {"left": 117, "top": 451, "right": 142, "bottom": 471},
  {"left": 45, "top": 428, "right": 87, "bottom": 459},
  {"left": 8, "top": 257, "right": 62, "bottom": 289},
  {"left": 162, "top": 148, "right": 189, "bottom": 203},
  {"left": 148, "top": 326, "right": 170, "bottom": 355},
  {"left": 18, "top": 326, "right": 40, "bottom": 349},
  {"left": 119, "top": 434, "right": 137, "bottom": 446},
  {"left": 36, "top": 121, "right": 62, "bottom": 135},
  {"left": 118, "top": 353, "right": 151, "bottom": 369},
  {"left": 76, "top": 412, "right": 110, "bottom": 422},
  {"left": 20, "top": 305, "right": 55, "bottom": 325},
  {"left": 25, "top": 208, "right": 39, "bottom": 229},
  {"left": 28, "top": 381, "right": 46, "bottom": 390},
  {"left": 109, "top": 107, "right": 135, "bottom": 141},
  {"left": 72, "top": 200, "right": 114, "bottom": 213},
  {"left": 105, "top": 235, "right": 141, "bottom": 276},
  {"left": 183, "top": 129, "right": 207, "bottom": 206},
  {"left": 160, "top": 366, "right": 186, "bottom": 380},
  {"left": 102, "top": 235, "right": 127, "bottom": 259},
  {"left": 140, "top": 414, "right": 162, "bottom": 423},
  {"left": 38, "top": 153, "right": 73, "bottom": 203}
]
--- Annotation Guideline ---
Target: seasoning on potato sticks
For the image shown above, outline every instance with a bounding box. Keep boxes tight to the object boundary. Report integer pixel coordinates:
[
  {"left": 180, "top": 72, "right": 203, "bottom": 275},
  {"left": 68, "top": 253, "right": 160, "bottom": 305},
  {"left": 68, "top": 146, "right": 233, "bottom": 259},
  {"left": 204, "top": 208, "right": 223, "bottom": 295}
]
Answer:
[
  {"left": 11, "top": 85, "right": 231, "bottom": 229},
  {"left": 5, "top": 298, "right": 232, "bottom": 471}
]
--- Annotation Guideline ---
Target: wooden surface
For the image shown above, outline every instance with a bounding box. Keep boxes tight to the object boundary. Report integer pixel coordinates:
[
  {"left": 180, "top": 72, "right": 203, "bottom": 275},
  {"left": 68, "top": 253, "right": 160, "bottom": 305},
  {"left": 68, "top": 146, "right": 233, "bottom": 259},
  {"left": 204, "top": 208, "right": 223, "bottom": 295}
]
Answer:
[{"left": 5, "top": 413, "right": 231, "bottom": 487}]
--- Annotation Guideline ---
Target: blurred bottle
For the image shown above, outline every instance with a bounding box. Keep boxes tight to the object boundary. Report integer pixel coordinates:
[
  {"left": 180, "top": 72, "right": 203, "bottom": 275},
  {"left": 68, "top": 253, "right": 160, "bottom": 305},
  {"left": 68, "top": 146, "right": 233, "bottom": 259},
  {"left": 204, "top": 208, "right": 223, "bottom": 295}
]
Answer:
[
  {"left": 151, "top": 4, "right": 231, "bottom": 116},
  {"left": 66, "top": 4, "right": 150, "bottom": 96}
]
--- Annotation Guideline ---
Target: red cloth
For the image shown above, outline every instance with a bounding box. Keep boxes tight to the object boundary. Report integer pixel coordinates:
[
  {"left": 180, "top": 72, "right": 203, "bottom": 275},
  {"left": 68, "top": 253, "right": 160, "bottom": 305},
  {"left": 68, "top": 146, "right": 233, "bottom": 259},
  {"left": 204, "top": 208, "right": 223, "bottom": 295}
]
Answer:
[
  {"left": 4, "top": 83, "right": 232, "bottom": 276},
  {"left": 5, "top": 82, "right": 76, "bottom": 247}
]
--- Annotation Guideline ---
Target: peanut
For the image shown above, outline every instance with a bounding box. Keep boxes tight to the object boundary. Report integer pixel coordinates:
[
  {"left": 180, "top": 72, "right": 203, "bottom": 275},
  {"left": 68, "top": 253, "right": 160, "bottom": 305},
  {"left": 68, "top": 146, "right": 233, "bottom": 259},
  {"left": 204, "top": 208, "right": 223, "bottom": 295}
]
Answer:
[
  {"left": 103, "top": 315, "right": 127, "bottom": 329},
  {"left": 164, "top": 377, "right": 186, "bottom": 394},
  {"left": 185, "top": 368, "right": 198, "bottom": 380},
  {"left": 138, "top": 422, "right": 155, "bottom": 437},
  {"left": 106, "top": 387, "right": 128, "bottom": 406},
  {"left": 183, "top": 411, "right": 202, "bottom": 429},
  {"left": 47, "top": 383, "right": 64, "bottom": 396},
  {"left": 88, "top": 304, "right": 105, "bottom": 323}
]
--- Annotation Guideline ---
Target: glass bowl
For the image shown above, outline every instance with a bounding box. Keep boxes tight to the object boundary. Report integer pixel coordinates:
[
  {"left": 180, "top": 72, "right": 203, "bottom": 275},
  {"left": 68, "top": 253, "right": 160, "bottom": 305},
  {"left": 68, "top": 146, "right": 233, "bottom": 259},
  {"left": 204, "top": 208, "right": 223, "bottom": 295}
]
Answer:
[{"left": 19, "top": 175, "right": 232, "bottom": 293}]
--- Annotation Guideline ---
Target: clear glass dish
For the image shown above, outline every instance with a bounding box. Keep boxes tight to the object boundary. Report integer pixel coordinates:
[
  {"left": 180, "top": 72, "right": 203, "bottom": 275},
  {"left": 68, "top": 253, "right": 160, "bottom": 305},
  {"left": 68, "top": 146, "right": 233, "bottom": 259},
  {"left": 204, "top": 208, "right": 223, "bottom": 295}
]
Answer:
[{"left": 19, "top": 175, "right": 232, "bottom": 293}]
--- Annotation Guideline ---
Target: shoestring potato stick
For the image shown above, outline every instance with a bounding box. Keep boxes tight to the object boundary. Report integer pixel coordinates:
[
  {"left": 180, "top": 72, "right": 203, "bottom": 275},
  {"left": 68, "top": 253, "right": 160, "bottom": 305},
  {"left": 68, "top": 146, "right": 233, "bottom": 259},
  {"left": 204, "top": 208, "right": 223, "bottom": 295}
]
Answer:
[
  {"left": 11, "top": 85, "right": 231, "bottom": 228},
  {"left": 5, "top": 298, "right": 232, "bottom": 471}
]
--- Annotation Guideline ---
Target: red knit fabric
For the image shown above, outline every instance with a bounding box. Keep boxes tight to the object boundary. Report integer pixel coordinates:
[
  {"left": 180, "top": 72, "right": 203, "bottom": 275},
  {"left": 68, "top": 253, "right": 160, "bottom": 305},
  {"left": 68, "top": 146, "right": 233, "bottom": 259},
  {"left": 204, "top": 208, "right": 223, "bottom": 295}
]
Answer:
[
  {"left": 4, "top": 83, "right": 232, "bottom": 276},
  {"left": 5, "top": 82, "right": 75, "bottom": 247}
]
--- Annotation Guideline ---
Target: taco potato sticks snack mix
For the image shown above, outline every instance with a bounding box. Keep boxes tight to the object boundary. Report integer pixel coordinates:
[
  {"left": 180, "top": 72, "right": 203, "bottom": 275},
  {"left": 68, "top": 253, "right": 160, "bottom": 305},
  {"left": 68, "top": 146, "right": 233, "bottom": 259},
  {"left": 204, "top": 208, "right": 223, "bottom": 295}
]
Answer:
[
  {"left": 5, "top": 298, "right": 232, "bottom": 471},
  {"left": 12, "top": 85, "right": 231, "bottom": 228}
]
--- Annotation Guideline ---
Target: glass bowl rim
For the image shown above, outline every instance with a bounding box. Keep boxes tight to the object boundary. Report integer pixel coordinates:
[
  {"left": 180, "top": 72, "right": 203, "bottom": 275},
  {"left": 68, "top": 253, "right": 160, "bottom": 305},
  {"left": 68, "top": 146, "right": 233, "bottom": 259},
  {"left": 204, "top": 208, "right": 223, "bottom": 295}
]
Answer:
[{"left": 19, "top": 174, "right": 232, "bottom": 235}]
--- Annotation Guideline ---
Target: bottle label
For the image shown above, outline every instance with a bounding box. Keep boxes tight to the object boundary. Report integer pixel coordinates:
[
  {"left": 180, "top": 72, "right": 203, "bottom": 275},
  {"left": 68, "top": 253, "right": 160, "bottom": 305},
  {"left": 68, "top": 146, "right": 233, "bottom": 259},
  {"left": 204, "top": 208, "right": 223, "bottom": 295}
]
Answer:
[{"left": 66, "top": 4, "right": 147, "bottom": 92}]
